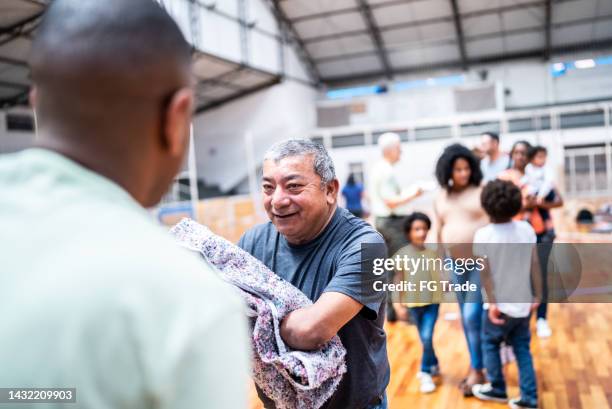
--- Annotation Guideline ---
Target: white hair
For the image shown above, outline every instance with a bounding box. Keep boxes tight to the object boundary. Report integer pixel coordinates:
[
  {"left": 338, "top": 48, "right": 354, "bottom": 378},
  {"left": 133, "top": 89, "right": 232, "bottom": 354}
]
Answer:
[
  {"left": 264, "top": 139, "right": 336, "bottom": 185},
  {"left": 378, "top": 132, "right": 401, "bottom": 151}
]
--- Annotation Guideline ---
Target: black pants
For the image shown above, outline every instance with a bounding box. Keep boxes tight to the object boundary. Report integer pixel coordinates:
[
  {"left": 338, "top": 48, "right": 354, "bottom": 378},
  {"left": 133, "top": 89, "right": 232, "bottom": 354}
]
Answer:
[
  {"left": 536, "top": 229, "right": 555, "bottom": 319},
  {"left": 375, "top": 216, "right": 409, "bottom": 322}
]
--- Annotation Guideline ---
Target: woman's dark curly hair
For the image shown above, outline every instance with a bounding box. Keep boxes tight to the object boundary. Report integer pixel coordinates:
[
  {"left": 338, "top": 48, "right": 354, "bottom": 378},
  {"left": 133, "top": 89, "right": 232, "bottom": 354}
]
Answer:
[
  {"left": 435, "top": 143, "right": 483, "bottom": 191},
  {"left": 403, "top": 212, "right": 431, "bottom": 239},
  {"left": 480, "top": 179, "right": 522, "bottom": 222}
]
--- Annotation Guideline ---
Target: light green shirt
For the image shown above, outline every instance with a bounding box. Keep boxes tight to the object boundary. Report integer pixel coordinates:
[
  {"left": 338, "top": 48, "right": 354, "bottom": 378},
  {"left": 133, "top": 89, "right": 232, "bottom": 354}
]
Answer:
[{"left": 0, "top": 149, "right": 249, "bottom": 409}]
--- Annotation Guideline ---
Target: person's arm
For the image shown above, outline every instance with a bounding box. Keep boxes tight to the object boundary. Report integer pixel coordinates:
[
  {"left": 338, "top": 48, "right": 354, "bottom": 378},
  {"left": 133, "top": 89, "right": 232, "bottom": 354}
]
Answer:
[
  {"left": 280, "top": 292, "right": 363, "bottom": 350},
  {"left": 281, "top": 233, "right": 387, "bottom": 350},
  {"left": 479, "top": 257, "right": 504, "bottom": 325},
  {"left": 537, "top": 189, "right": 564, "bottom": 209},
  {"left": 382, "top": 188, "right": 423, "bottom": 209}
]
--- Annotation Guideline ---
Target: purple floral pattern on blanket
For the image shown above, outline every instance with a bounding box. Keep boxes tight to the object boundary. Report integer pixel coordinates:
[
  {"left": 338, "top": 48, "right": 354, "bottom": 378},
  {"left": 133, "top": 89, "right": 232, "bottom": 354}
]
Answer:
[{"left": 170, "top": 219, "right": 347, "bottom": 409}]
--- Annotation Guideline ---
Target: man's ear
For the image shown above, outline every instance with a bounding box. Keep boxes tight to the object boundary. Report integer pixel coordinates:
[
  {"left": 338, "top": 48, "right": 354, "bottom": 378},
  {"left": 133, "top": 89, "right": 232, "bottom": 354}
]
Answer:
[
  {"left": 163, "top": 87, "right": 194, "bottom": 157},
  {"left": 326, "top": 179, "right": 339, "bottom": 205}
]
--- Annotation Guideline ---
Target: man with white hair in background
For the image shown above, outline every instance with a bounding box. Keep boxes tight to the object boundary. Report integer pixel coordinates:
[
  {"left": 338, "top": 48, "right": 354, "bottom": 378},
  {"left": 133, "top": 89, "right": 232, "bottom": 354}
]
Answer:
[
  {"left": 369, "top": 133, "right": 422, "bottom": 322},
  {"left": 369, "top": 132, "right": 423, "bottom": 255}
]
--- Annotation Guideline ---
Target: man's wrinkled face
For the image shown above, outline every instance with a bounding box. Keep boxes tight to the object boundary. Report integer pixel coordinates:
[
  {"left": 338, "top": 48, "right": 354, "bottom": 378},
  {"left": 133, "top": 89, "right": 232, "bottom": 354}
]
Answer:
[{"left": 262, "top": 155, "right": 336, "bottom": 245}]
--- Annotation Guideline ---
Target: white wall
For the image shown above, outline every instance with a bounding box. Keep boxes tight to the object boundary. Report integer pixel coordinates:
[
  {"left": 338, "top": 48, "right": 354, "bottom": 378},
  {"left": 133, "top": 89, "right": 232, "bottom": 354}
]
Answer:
[
  {"left": 159, "top": 0, "right": 311, "bottom": 81},
  {"left": 319, "top": 51, "right": 612, "bottom": 126},
  {"left": 192, "top": 80, "right": 317, "bottom": 192}
]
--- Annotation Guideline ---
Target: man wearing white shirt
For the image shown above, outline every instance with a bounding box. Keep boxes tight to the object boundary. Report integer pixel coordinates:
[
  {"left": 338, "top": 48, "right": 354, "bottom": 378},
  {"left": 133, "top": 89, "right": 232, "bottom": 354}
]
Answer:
[
  {"left": 480, "top": 132, "right": 510, "bottom": 182},
  {"left": 369, "top": 133, "right": 422, "bottom": 256}
]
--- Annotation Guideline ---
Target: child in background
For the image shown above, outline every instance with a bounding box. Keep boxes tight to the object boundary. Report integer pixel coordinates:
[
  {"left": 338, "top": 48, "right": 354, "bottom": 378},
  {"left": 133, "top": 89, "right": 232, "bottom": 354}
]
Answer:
[
  {"left": 393, "top": 212, "right": 441, "bottom": 394},
  {"left": 525, "top": 146, "right": 555, "bottom": 205},
  {"left": 471, "top": 180, "right": 540, "bottom": 409}
]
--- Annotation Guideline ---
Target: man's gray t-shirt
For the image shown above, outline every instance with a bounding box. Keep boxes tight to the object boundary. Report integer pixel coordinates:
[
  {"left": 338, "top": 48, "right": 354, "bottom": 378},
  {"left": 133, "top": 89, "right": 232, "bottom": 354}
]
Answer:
[{"left": 238, "top": 207, "right": 390, "bottom": 409}]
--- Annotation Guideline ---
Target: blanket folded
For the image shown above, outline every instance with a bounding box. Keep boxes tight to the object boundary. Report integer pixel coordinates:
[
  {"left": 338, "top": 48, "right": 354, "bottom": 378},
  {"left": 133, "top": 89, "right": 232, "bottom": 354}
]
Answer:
[{"left": 170, "top": 219, "right": 347, "bottom": 409}]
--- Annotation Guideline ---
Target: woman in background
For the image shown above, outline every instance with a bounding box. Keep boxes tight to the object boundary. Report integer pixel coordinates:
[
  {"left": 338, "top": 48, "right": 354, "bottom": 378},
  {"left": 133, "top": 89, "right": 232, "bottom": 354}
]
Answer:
[
  {"left": 499, "top": 140, "right": 563, "bottom": 338},
  {"left": 434, "top": 144, "right": 488, "bottom": 396},
  {"left": 342, "top": 173, "right": 365, "bottom": 218}
]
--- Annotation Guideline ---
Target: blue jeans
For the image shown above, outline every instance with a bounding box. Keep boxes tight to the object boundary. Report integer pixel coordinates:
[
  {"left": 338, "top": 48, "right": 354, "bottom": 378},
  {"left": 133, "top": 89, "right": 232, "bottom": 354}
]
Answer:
[
  {"left": 482, "top": 312, "right": 538, "bottom": 406},
  {"left": 409, "top": 304, "right": 440, "bottom": 373},
  {"left": 366, "top": 393, "right": 388, "bottom": 409},
  {"left": 451, "top": 260, "right": 484, "bottom": 370}
]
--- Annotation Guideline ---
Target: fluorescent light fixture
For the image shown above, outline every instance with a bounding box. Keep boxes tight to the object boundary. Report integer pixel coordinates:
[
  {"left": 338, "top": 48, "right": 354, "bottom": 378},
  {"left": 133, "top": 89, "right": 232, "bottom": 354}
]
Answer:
[{"left": 574, "top": 59, "right": 596, "bottom": 69}]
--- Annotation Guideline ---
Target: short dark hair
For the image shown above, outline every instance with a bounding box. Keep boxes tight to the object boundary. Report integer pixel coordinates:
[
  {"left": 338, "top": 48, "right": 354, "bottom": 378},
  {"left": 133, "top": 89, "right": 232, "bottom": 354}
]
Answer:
[
  {"left": 403, "top": 212, "right": 432, "bottom": 238},
  {"left": 482, "top": 132, "right": 500, "bottom": 143},
  {"left": 481, "top": 180, "right": 522, "bottom": 222},
  {"left": 528, "top": 145, "right": 547, "bottom": 160},
  {"left": 435, "top": 143, "right": 483, "bottom": 191}
]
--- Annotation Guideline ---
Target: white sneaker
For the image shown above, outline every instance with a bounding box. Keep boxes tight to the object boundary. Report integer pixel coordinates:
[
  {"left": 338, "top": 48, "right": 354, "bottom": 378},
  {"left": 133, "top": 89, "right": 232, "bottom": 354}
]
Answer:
[
  {"left": 417, "top": 372, "right": 436, "bottom": 393},
  {"left": 536, "top": 318, "right": 552, "bottom": 338}
]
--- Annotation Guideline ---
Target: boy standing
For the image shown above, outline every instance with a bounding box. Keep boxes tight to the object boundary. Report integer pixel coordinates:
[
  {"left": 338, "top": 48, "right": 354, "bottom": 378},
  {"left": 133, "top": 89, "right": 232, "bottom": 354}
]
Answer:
[{"left": 471, "top": 180, "right": 541, "bottom": 409}]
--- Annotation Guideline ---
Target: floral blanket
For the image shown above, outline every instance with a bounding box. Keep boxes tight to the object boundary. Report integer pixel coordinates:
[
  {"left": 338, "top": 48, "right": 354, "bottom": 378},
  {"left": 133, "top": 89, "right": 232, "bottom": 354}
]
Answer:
[{"left": 170, "top": 218, "right": 347, "bottom": 409}]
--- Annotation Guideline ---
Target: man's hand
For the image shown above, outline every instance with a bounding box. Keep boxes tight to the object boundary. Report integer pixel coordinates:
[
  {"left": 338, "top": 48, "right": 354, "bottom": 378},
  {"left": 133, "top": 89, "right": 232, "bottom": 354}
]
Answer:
[
  {"left": 530, "top": 298, "right": 540, "bottom": 312},
  {"left": 280, "top": 292, "right": 363, "bottom": 351},
  {"left": 488, "top": 304, "right": 505, "bottom": 325}
]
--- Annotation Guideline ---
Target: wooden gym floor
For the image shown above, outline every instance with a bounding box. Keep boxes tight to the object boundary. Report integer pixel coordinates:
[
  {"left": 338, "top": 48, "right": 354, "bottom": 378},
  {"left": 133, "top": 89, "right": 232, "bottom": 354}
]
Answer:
[{"left": 250, "top": 303, "right": 612, "bottom": 409}]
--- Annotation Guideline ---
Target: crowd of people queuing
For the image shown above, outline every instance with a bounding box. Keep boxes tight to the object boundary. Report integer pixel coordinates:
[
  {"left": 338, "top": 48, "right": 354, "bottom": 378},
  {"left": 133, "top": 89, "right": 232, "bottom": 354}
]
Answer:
[{"left": 359, "top": 131, "right": 563, "bottom": 409}]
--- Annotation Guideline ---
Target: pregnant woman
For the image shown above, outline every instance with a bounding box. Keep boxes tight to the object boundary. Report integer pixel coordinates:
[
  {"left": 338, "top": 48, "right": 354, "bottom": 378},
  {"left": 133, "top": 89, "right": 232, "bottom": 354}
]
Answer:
[{"left": 434, "top": 144, "right": 489, "bottom": 396}]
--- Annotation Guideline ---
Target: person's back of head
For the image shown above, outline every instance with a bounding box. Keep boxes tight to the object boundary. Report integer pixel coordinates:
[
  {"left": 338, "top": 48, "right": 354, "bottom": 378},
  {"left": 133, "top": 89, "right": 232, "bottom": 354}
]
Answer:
[
  {"left": 29, "top": 0, "right": 194, "bottom": 207},
  {"left": 480, "top": 180, "right": 522, "bottom": 223}
]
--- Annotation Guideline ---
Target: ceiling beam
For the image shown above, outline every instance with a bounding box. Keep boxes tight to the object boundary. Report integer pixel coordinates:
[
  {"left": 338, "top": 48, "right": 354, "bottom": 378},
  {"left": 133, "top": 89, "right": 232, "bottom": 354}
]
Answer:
[
  {"left": 0, "top": 80, "right": 29, "bottom": 90},
  {"left": 267, "top": 0, "right": 321, "bottom": 84},
  {"left": 302, "top": 0, "right": 545, "bottom": 44},
  {"left": 323, "top": 37, "right": 612, "bottom": 85},
  {"left": 0, "top": 55, "right": 28, "bottom": 67},
  {"left": 544, "top": 0, "right": 552, "bottom": 60},
  {"left": 356, "top": 0, "right": 392, "bottom": 79},
  {"left": 449, "top": 0, "right": 468, "bottom": 70},
  {"left": 312, "top": 14, "right": 612, "bottom": 64},
  {"left": 0, "top": 10, "right": 44, "bottom": 36}
]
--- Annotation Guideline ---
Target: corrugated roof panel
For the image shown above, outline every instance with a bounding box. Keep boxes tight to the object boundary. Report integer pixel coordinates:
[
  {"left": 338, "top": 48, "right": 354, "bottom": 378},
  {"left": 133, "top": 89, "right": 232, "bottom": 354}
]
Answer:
[
  {"left": 294, "top": 11, "right": 366, "bottom": 40},
  {"left": 307, "top": 35, "right": 376, "bottom": 59}
]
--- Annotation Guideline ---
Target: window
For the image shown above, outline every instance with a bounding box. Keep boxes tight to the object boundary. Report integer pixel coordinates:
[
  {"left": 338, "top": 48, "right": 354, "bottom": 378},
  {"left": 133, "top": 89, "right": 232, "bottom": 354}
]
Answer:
[
  {"left": 331, "top": 133, "right": 365, "bottom": 148},
  {"left": 372, "top": 130, "right": 408, "bottom": 144},
  {"left": 311, "top": 136, "right": 325, "bottom": 146},
  {"left": 559, "top": 110, "right": 605, "bottom": 129},
  {"left": 415, "top": 126, "right": 452, "bottom": 140},
  {"left": 564, "top": 144, "right": 610, "bottom": 196},
  {"left": 507, "top": 116, "right": 551, "bottom": 133},
  {"left": 460, "top": 121, "right": 500, "bottom": 137},
  {"left": 348, "top": 162, "right": 365, "bottom": 185}
]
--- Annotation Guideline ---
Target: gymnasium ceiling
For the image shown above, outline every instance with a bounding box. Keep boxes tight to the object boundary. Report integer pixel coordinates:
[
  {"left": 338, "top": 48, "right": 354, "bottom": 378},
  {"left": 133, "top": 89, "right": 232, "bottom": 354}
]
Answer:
[
  {"left": 1, "top": 0, "right": 612, "bottom": 110},
  {"left": 276, "top": 0, "right": 612, "bottom": 84}
]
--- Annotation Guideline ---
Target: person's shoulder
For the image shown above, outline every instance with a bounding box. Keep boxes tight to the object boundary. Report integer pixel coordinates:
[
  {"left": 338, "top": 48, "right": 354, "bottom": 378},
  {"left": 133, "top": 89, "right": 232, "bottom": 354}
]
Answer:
[{"left": 336, "top": 208, "right": 385, "bottom": 244}]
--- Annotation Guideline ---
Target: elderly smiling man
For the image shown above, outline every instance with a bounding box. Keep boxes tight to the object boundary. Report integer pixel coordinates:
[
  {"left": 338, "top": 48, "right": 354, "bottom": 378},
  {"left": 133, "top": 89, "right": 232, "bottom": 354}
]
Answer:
[{"left": 239, "top": 139, "right": 390, "bottom": 409}]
